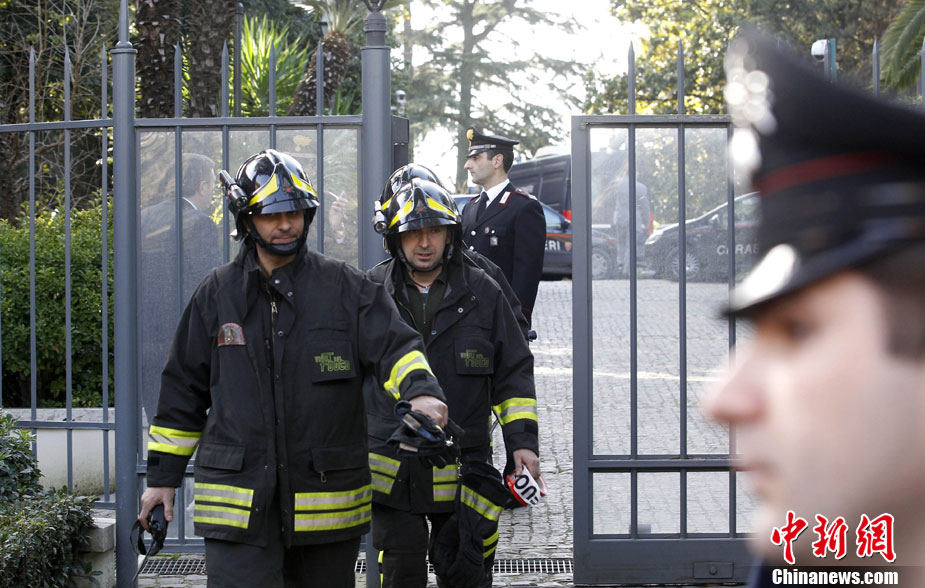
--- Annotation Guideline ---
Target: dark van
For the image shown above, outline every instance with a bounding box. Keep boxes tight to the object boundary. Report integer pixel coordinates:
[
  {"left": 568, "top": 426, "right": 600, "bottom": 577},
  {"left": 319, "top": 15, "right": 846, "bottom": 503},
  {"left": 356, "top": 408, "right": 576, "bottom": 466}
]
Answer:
[{"left": 507, "top": 153, "right": 572, "bottom": 219}]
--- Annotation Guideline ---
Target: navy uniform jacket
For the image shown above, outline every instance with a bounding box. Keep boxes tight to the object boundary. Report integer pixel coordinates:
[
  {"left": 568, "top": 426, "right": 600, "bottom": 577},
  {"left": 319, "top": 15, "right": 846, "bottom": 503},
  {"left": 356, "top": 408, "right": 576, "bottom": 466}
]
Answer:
[
  {"left": 460, "top": 182, "right": 545, "bottom": 326},
  {"left": 145, "top": 241, "right": 444, "bottom": 547}
]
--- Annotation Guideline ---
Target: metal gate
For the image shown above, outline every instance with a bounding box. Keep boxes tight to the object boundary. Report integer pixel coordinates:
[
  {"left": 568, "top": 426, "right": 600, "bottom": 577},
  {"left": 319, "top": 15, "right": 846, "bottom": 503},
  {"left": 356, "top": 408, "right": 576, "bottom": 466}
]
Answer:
[{"left": 570, "top": 49, "right": 755, "bottom": 585}]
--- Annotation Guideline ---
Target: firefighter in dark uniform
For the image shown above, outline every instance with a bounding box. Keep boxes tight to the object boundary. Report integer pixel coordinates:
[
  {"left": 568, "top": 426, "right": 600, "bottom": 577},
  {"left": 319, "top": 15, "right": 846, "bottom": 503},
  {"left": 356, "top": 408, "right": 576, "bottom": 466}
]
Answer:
[
  {"left": 461, "top": 127, "right": 546, "bottom": 328},
  {"left": 705, "top": 30, "right": 925, "bottom": 586},
  {"left": 379, "top": 163, "right": 530, "bottom": 340},
  {"left": 137, "top": 149, "right": 448, "bottom": 588},
  {"left": 365, "top": 174, "right": 541, "bottom": 588}
]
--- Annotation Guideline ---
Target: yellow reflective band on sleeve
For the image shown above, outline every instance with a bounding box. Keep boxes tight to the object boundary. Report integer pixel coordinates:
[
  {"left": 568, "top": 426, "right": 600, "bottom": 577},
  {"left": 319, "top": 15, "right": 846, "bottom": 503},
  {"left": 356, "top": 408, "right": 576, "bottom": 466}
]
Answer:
[
  {"left": 249, "top": 173, "right": 279, "bottom": 206},
  {"left": 194, "top": 483, "right": 254, "bottom": 508},
  {"left": 294, "top": 485, "right": 372, "bottom": 511},
  {"left": 193, "top": 504, "right": 251, "bottom": 530},
  {"left": 294, "top": 503, "right": 371, "bottom": 532},
  {"left": 460, "top": 486, "right": 504, "bottom": 522},
  {"left": 384, "top": 350, "right": 433, "bottom": 400},
  {"left": 432, "top": 464, "right": 459, "bottom": 503},
  {"left": 483, "top": 529, "right": 499, "bottom": 558},
  {"left": 147, "top": 425, "right": 201, "bottom": 457},
  {"left": 492, "top": 397, "right": 539, "bottom": 426},
  {"left": 370, "top": 453, "right": 401, "bottom": 496}
]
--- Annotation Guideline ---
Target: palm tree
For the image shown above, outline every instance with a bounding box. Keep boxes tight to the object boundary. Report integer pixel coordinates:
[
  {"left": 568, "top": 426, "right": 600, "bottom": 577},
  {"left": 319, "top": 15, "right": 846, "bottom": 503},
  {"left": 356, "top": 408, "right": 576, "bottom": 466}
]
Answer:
[
  {"left": 287, "top": 0, "right": 401, "bottom": 116},
  {"left": 881, "top": 0, "right": 925, "bottom": 92},
  {"left": 135, "top": 0, "right": 181, "bottom": 118},
  {"left": 185, "top": 0, "right": 237, "bottom": 117}
]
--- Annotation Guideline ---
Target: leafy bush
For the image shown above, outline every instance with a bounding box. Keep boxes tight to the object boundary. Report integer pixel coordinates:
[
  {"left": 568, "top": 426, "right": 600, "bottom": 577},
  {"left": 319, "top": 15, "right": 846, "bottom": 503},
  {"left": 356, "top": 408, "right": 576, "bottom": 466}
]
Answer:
[
  {"left": 0, "top": 411, "right": 42, "bottom": 501},
  {"left": 0, "top": 198, "right": 114, "bottom": 407},
  {"left": 0, "top": 411, "right": 96, "bottom": 587},
  {"left": 0, "top": 488, "right": 96, "bottom": 587}
]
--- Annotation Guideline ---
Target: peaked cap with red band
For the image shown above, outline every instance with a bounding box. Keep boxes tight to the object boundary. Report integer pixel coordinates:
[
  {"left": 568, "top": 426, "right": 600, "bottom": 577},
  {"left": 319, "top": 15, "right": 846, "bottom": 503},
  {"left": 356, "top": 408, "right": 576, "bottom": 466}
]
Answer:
[
  {"left": 724, "top": 28, "right": 925, "bottom": 315},
  {"left": 466, "top": 126, "right": 519, "bottom": 158}
]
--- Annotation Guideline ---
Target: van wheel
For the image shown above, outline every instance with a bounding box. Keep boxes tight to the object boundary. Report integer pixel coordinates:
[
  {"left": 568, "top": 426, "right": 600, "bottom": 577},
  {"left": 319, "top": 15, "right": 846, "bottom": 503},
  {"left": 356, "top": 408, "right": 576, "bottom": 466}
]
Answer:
[
  {"left": 668, "top": 248, "right": 701, "bottom": 281},
  {"left": 591, "top": 246, "right": 616, "bottom": 280}
]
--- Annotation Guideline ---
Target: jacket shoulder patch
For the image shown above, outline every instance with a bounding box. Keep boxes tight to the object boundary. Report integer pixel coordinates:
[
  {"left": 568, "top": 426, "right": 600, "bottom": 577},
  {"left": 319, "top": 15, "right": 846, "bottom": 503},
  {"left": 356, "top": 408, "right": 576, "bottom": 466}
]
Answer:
[{"left": 217, "top": 323, "right": 246, "bottom": 346}]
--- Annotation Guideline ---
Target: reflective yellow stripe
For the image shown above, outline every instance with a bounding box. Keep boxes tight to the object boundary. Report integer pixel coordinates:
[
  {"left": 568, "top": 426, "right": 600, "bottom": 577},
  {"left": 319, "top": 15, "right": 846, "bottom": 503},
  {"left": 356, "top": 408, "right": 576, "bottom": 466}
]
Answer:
[
  {"left": 432, "top": 465, "right": 458, "bottom": 483},
  {"left": 290, "top": 173, "right": 316, "bottom": 196},
  {"left": 147, "top": 425, "right": 201, "bottom": 456},
  {"left": 433, "top": 484, "right": 457, "bottom": 502},
  {"left": 432, "top": 464, "right": 458, "bottom": 502},
  {"left": 425, "top": 197, "right": 457, "bottom": 218},
  {"left": 194, "top": 504, "right": 250, "bottom": 529},
  {"left": 389, "top": 199, "right": 414, "bottom": 228},
  {"left": 384, "top": 350, "right": 433, "bottom": 399},
  {"left": 369, "top": 453, "right": 401, "bottom": 476},
  {"left": 249, "top": 172, "right": 279, "bottom": 206},
  {"left": 483, "top": 529, "right": 499, "bottom": 557},
  {"left": 294, "top": 485, "right": 372, "bottom": 510},
  {"left": 294, "top": 503, "right": 371, "bottom": 532},
  {"left": 372, "top": 473, "right": 396, "bottom": 495},
  {"left": 492, "top": 397, "right": 539, "bottom": 426},
  {"left": 194, "top": 482, "right": 254, "bottom": 508},
  {"left": 460, "top": 486, "right": 503, "bottom": 522}
]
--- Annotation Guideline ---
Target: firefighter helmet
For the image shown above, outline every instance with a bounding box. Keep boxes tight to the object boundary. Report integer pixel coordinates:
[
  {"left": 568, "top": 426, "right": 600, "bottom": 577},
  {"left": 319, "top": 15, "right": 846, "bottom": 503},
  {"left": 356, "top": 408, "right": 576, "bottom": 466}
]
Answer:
[{"left": 226, "top": 149, "right": 319, "bottom": 256}]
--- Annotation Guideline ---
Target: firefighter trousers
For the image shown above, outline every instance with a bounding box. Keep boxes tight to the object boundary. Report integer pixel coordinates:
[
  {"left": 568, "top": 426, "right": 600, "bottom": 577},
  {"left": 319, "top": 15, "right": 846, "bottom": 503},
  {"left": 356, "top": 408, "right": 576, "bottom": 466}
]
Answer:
[
  {"left": 371, "top": 503, "right": 492, "bottom": 588},
  {"left": 204, "top": 496, "right": 361, "bottom": 588}
]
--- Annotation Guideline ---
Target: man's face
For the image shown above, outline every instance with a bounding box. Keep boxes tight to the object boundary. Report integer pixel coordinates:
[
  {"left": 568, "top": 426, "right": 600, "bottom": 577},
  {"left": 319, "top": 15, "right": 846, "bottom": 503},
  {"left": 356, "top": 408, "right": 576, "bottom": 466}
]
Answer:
[
  {"left": 251, "top": 210, "right": 304, "bottom": 250},
  {"left": 706, "top": 272, "right": 925, "bottom": 562},
  {"left": 400, "top": 225, "right": 450, "bottom": 273},
  {"left": 464, "top": 151, "right": 499, "bottom": 187}
]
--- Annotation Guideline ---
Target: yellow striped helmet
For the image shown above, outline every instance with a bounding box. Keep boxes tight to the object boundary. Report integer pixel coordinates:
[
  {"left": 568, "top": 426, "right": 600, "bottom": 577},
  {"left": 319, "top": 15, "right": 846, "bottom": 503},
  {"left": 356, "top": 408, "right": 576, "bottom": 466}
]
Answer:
[{"left": 232, "top": 149, "right": 319, "bottom": 255}]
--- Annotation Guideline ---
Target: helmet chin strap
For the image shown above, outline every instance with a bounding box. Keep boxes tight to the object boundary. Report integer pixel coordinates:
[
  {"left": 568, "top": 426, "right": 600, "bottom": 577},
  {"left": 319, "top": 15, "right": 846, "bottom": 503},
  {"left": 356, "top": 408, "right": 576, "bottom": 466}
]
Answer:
[{"left": 244, "top": 211, "right": 310, "bottom": 257}]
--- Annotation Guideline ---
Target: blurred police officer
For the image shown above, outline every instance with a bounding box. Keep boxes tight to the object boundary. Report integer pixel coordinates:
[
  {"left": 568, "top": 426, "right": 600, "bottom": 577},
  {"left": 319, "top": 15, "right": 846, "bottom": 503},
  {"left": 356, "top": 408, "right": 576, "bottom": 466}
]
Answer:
[
  {"left": 461, "top": 127, "right": 546, "bottom": 327},
  {"left": 137, "top": 149, "right": 448, "bottom": 588},
  {"left": 366, "top": 169, "right": 540, "bottom": 588},
  {"left": 706, "top": 29, "right": 925, "bottom": 586}
]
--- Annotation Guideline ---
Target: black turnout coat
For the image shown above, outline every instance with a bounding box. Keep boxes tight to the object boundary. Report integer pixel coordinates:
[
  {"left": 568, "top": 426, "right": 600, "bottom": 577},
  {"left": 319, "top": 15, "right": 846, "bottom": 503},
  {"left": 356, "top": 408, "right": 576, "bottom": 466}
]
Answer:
[{"left": 364, "top": 251, "right": 539, "bottom": 514}]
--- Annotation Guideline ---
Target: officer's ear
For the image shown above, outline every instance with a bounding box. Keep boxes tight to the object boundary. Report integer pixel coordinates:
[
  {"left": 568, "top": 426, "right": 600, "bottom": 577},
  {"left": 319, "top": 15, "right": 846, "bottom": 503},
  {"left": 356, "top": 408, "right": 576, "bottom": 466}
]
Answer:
[{"left": 491, "top": 152, "right": 504, "bottom": 169}]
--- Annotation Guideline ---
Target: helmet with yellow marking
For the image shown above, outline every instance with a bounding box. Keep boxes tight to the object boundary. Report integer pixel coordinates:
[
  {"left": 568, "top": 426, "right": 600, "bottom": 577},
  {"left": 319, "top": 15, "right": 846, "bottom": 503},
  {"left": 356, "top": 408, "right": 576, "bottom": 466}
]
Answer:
[
  {"left": 377, "top": 175, "right": 461, "bottom": 261},
  {"left": 230, "top": 149, "right": 319, "bottom": 256}
]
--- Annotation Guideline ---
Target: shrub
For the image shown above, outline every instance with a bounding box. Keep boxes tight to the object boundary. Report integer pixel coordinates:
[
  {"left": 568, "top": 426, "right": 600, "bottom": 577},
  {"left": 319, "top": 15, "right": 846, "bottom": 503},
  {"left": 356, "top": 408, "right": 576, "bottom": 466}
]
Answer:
[
  {"left": 0, "top": 197, "right": 114, "bottom": 407},
  {"left": 0, "top": 411, "right": 42, "bottom": 501},
  {"left": 0, "top": 489, "right": 96, "bottom": 588},
  {"left": 0, "top": 411, "right": 96, "bottom": 587}
]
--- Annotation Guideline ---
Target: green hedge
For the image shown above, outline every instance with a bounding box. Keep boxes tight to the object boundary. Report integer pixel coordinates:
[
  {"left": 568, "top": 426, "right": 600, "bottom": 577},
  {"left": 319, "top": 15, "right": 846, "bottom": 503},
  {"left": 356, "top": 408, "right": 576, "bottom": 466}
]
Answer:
[
  {"left": 0, "top": 198, "right": 114, "bottom": 407},
  {"left": 0, "top": 411, "right": 96, "bottom": 587},
  {"left": 0, "top": 490, "right": 96, "bottom": 588}
]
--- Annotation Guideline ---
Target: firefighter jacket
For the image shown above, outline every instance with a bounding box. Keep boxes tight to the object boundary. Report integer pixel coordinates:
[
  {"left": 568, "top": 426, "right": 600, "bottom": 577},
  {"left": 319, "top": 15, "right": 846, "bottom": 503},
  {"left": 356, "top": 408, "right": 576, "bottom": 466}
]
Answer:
[
  {"left": 145, "top": 242, "right": 445, "bottom": 547},
  {"left": 364, "top": 252, "right": 538, "bottom": 514}
]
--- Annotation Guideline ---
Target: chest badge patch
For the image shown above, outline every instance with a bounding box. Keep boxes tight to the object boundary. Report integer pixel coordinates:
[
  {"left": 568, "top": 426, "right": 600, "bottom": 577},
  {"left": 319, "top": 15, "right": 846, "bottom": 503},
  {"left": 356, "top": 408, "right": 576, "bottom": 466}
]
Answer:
[
  {"left": 315, "top": 351, "right": 352, "bottom": 374},
  {"left": 217, "top": 323, "right": 246, "bottom": 346},
  {"left": 459, "top": 349, "right": 490, "bottom": 369}
]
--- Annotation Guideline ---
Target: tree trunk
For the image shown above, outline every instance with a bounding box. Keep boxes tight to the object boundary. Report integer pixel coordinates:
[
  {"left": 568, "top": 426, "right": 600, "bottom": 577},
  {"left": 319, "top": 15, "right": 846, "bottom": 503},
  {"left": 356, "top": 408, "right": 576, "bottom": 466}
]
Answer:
[
  {"left": 288, "top": 31, "right": 350, "bottom": 116},
  {"left": 185, "top": 0, "right": 236, "bottom": 118},
  {"left": 455, "top": 0, "right": 476, "bottom": 192},
  {"left": 135, "top": 0, "right": 181, "bottom": 118}
]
